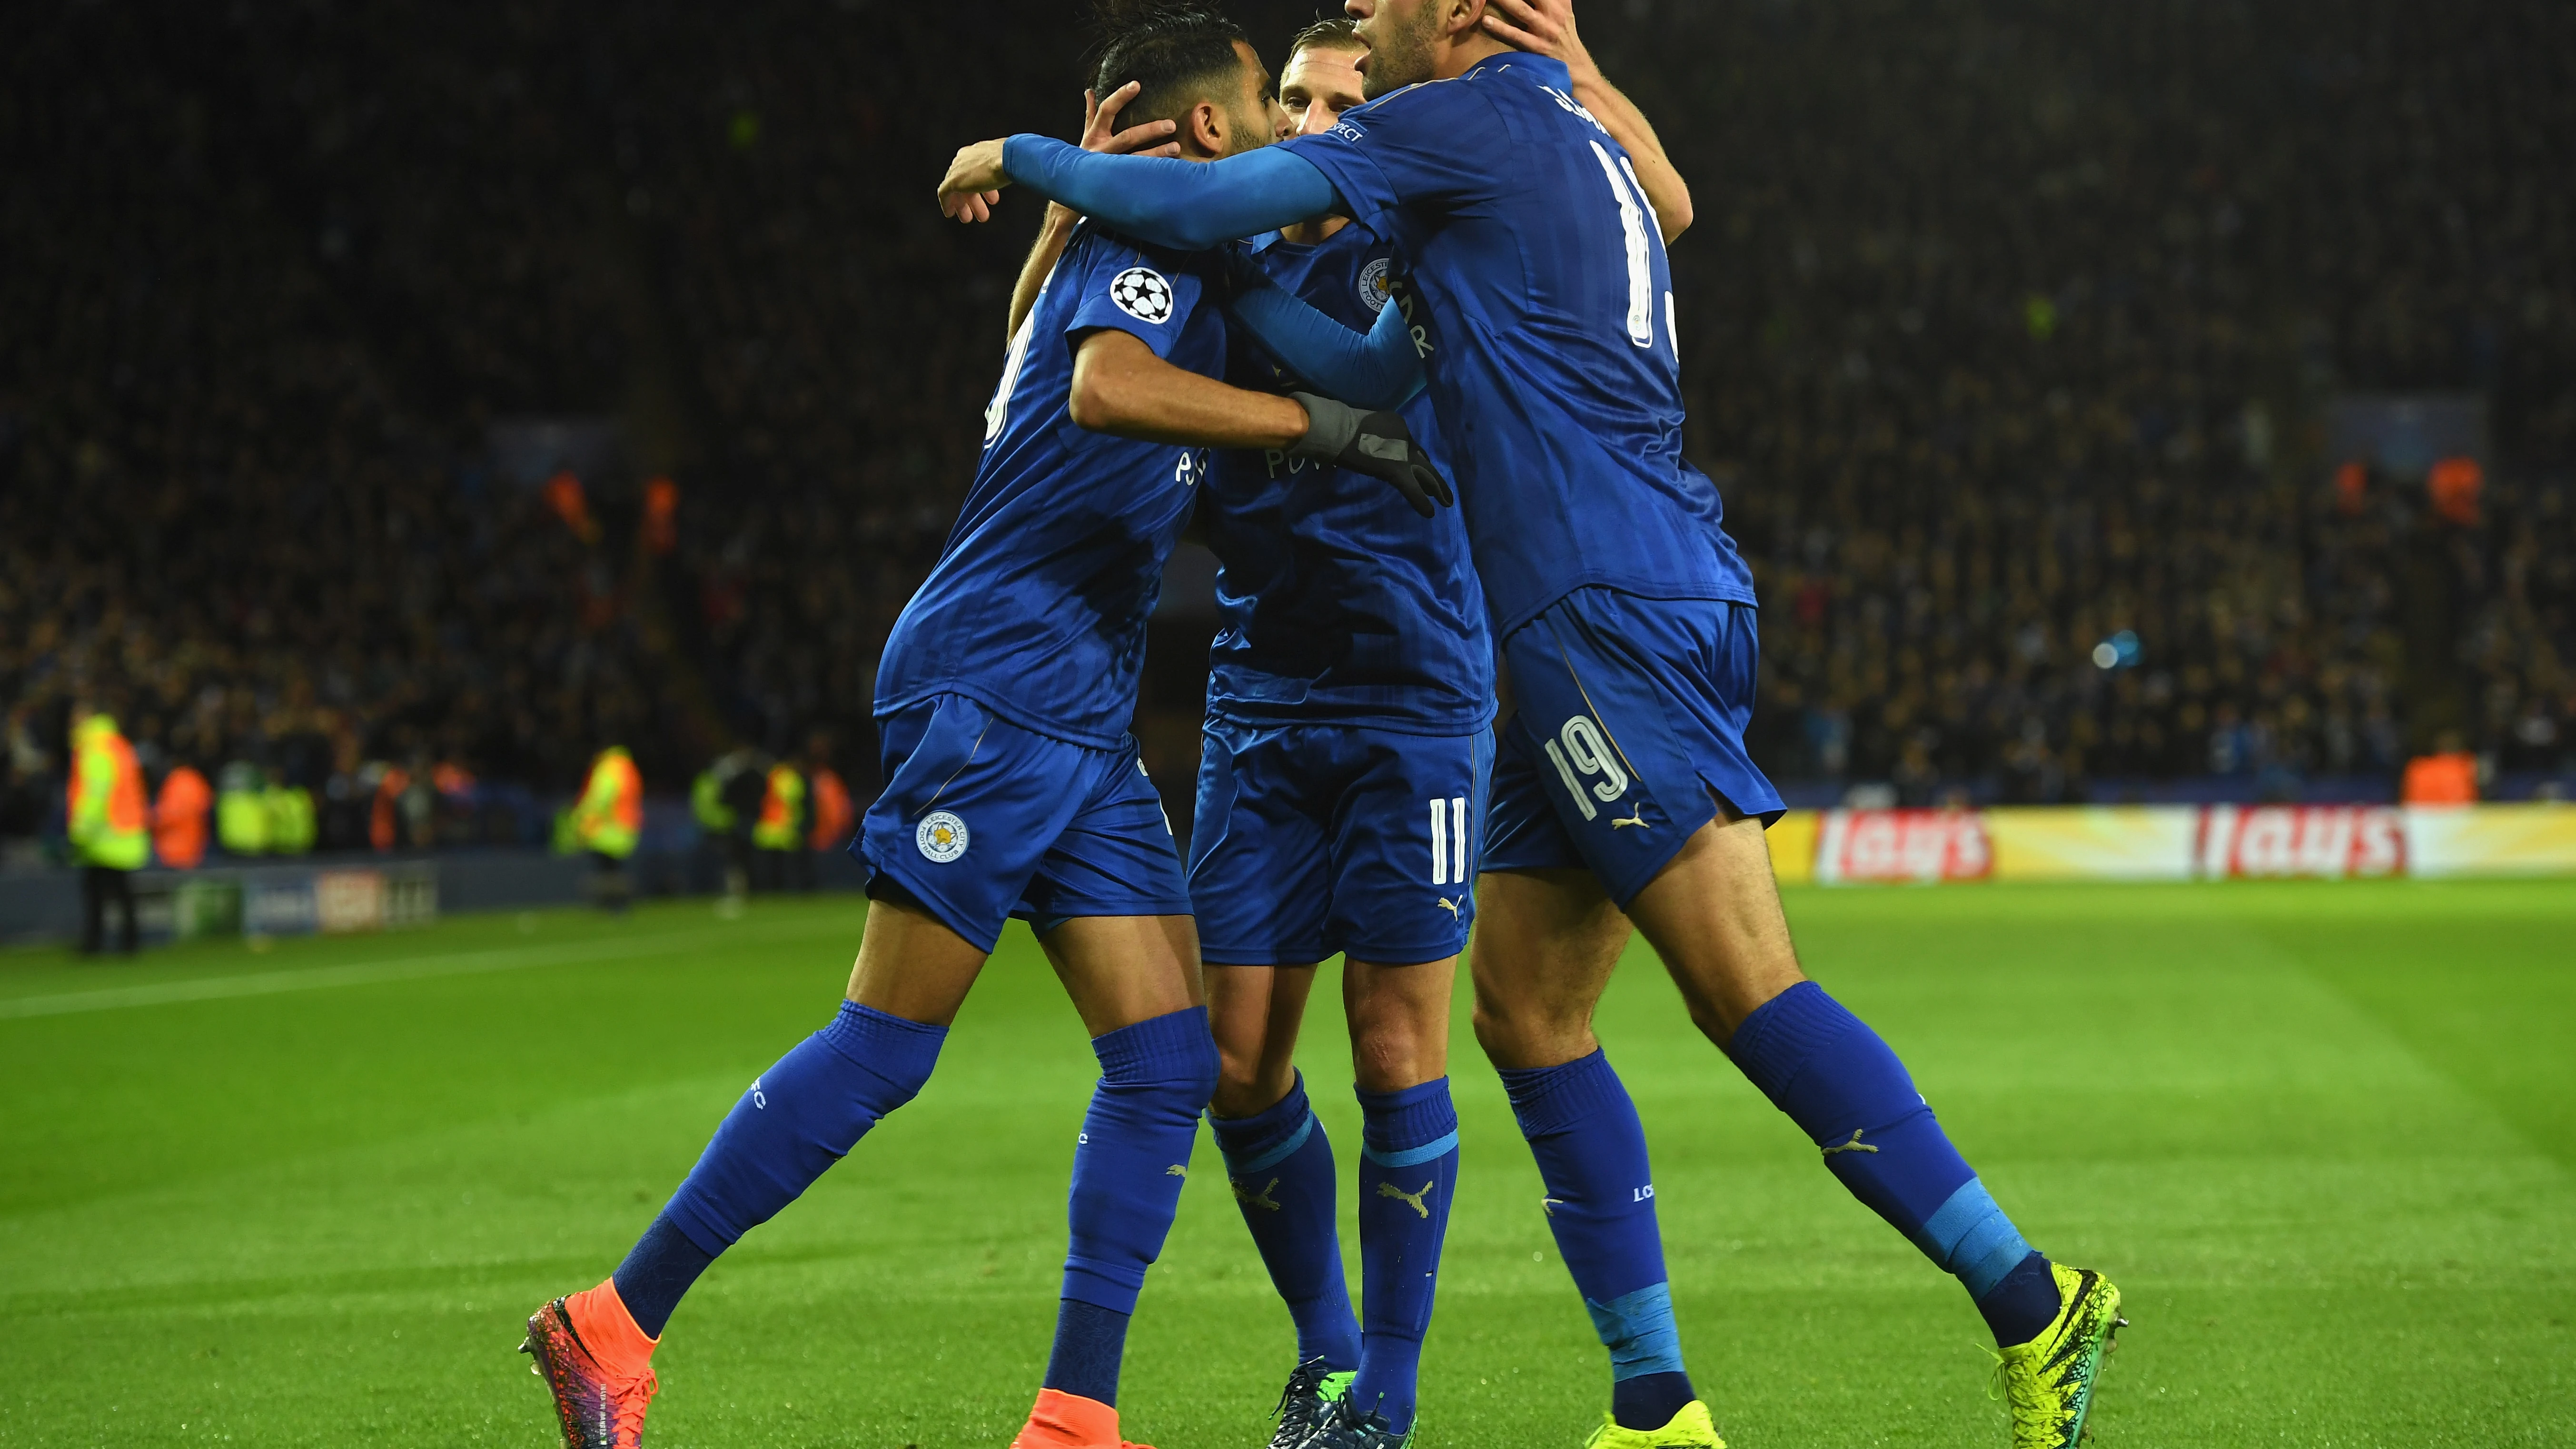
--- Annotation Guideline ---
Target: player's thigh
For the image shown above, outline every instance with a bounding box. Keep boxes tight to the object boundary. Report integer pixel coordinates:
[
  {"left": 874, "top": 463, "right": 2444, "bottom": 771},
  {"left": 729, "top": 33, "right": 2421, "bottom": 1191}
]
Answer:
[
  {"left": 1342, "top": 954, "right": 1455, "bottom": 1092},
  {"left": 847, "top": 893, "right": 990, "bottom": 1027},
  {"left": 1470, "top": 863, "right": 1633, "bottom": 1069},
  {"left": 1318, "top": 725, "right": 1491, "bottom": 972},
  {"left": 1621, "top": 805, "right": 1807, "bottom": 1046},
  {"left": 1040, "top": 913, "right": 1203, "bottom": 1038},
  {"left": 1206, "top": 963, "right": 1321, "bottom": 1117},
  {"left": 1188, "top": 718, "right": 1333, "bottom": 968},
  {"left": 1024, "top": 735, "right": 1203, "bottom": 1036}
]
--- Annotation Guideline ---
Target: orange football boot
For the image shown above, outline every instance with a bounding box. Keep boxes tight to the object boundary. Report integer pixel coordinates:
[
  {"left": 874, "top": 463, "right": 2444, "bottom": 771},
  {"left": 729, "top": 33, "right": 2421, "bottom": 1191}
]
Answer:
[
  {"left": 1011, "top": 1387, "right": 1158, "bottom": 1449},
  {"left": 521, "top": 1281, "right": 660, "bottom": 1448}
]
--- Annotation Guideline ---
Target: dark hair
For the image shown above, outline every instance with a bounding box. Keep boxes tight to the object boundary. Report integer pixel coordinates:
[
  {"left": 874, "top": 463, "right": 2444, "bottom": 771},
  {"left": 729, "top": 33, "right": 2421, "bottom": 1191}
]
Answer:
[
  {"left": 1091, "top": 1, "right": 1253, "bottom": 126},
  {"left": 1288, "top": 17, "right": 1363, "bottom": 56}
]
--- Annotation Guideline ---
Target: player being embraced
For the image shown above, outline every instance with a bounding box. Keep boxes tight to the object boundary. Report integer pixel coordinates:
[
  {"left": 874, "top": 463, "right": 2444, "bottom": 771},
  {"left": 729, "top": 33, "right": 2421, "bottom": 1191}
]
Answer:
[
  {"left": 1010, "top": 20, "right": 1494, "bottom": 1449},
  {"left": 516, "top": 10, "right": 1447, "bottom": 1449},
  {"left": 936, "top": 3, "right": 2124, "bottom": 1449}
]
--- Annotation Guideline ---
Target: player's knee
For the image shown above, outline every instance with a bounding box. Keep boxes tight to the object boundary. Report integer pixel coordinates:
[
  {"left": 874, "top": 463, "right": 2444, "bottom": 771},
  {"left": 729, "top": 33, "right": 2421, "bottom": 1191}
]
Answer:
[
  {"left": 1209, "top": 1046, "right": 1285, "bottom": 1118},
  {"left": 1172, "top": 1021, "right": 1224, "bottom": 1106}
]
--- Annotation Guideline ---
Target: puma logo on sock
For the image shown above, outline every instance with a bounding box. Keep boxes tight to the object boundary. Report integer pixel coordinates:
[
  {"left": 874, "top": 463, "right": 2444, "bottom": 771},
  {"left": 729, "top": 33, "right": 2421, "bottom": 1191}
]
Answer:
[
  {"left": 1165, "top": 1164, "right": 1189, "bottom": 1178},
  {"left": 1821, "top": 1129, "right": 1879, "bottom": 1157},
  {"left": 1233, "top": 1177, "right": 1282, "bottom": 1211},
  {"left": 1541, "top": 1197, "right": 1565, "bottom": 1218},
  {"left": 1378, "top": 1180, "right": 1435, "bottom": 1218}
]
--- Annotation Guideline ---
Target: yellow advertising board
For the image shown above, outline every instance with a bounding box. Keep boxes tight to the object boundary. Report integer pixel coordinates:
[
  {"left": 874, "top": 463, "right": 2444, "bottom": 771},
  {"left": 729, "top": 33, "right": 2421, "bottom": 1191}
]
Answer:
[
  {"left": 1987, "top": 807, "right": 2198, "bottom": 882},
  {"left": 2406, "top": 803, "right": 2576, "bottom": 878}
]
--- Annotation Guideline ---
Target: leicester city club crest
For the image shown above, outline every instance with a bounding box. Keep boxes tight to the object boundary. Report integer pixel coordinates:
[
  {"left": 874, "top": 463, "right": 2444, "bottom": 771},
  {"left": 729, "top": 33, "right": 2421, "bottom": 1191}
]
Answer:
[
  {"left": 1357, "top": 257, "right": 1393, "bottom": 314},
  {"left": 915, "top": 810, "right": 969, "bottom": 863}
]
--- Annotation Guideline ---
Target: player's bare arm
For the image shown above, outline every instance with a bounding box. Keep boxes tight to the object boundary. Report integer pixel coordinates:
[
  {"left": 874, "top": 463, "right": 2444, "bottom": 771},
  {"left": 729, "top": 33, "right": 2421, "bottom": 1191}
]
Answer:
[
  {"left": 1068, "top": 329, "right": 1310, "bottom": 449},
  {"left": 1482, "top": 0, "right": 1694, "bottom": 241},
  {"left": 1006, "top": 83, "right": 1180, "bottom": 345}
]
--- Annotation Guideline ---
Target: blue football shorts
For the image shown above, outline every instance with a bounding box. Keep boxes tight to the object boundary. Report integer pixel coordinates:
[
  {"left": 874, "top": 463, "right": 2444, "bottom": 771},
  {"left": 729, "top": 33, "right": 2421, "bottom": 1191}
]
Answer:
[
  {"left": 857, "top": 694, "right": 1193, "bottom": 954},
  {"left": 1483, "top": 590, "right": 1784, "bottom": 907},
  {"left": 1189, "top": 717, "right": 1495, "bottom": 967}
]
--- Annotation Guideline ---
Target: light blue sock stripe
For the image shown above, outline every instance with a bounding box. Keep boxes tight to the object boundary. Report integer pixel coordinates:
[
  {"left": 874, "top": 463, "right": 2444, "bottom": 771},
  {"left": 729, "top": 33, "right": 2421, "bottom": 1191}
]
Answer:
[
  {"left": 1921, "top": 1178, "right": 2031, "bottom": 1299},
  {"left": 1961, "top": 1236, "right": 2031, "bottom": 1301},
  {"left": 1360, "top": 1130, "right": 1459, "bottom": 1168},
  {"left": 1222, "top": 1111, "right": 1317, "bottom": 1177},
  {"left": 1584, "top": 1282, "right": 1686, "bottom": 1380}
]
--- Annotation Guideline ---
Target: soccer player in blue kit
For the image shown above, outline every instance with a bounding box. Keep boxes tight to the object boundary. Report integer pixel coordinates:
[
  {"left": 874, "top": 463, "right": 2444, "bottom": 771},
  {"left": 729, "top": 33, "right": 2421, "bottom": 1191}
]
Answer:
[
  {"left": 516, "top": 13, "right": 1447, "bottom": 1449},
  {"left": 937, "top": 3, "right": 2126, "bottom": 1448},
  {"left": 1009, "top": 16, "right": 1694, "bottom": 1449}
]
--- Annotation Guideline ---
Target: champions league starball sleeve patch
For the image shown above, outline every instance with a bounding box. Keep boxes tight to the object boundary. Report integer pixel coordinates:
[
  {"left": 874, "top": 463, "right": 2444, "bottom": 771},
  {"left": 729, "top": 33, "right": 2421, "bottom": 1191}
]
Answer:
[{"left": 1108, "top": 267, "right": 1175, "bottom": 324}]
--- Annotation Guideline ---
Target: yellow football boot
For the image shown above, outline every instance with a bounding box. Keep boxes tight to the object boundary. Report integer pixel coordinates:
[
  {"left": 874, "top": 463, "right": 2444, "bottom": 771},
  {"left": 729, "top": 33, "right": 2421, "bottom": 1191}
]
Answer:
[
  {"left": 1580, "top": 1399, "right": 1723, "bottom": 1449},
  {"left": 1991, "top": 1263, "right": 2124, "bottom": 1448}
]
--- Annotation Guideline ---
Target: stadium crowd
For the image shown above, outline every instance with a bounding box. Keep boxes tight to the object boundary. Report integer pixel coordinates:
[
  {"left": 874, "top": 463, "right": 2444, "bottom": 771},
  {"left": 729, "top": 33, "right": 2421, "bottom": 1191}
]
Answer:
[{"left": 5, "top": 0, "right": 2573, "bottom": 856}]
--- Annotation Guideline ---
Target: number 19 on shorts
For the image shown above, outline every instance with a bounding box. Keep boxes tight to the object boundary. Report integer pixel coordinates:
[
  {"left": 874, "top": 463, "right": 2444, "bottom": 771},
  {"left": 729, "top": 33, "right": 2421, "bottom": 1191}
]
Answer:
[{"left": 1428, "top": 795, "right": 1470, "bottom": 886}]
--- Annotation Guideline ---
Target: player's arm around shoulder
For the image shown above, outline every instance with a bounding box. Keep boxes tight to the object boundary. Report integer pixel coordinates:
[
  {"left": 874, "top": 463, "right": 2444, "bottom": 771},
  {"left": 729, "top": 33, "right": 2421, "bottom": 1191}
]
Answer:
[{"left": 1483, "top": 0, "right": 1694, "bottom": 242}]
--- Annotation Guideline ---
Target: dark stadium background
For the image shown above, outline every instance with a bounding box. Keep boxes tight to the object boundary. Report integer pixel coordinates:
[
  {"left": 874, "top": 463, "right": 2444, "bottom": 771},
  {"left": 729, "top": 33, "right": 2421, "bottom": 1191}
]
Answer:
[{"left": 4, "top": 0, "right": 2571, "bottom": 862}]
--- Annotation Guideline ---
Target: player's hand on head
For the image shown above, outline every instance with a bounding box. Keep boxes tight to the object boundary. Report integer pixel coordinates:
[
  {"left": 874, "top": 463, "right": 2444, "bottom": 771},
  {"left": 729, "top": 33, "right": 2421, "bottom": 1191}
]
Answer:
[
  {"left": 1483, "top": 0, "right": 1599, "bottom": 82},
  {"left": 1288, "top": 393, "right": 1456, "bottom": 519},
  {"left": 1085, "top": 82, "right": 1182, "bottom": 159},
  {"left": 936, "top": 139, "right": 1011, "bottom": 223}
]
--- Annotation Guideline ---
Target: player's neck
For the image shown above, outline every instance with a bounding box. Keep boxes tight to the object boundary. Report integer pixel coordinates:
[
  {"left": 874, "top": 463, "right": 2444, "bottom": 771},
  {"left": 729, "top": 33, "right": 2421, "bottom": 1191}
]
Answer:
[
  {"left": 1279, "top": 215, "right": 1350, "bottom": 247},
  {"left": 1432, "top": 31, "right": 1513, "bottom": 82}
]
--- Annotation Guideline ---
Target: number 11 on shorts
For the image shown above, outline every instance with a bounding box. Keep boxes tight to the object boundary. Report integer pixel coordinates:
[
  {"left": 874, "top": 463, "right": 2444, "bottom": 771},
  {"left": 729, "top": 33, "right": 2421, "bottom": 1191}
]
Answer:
[{"left": 1429, "top": 795, "right": 1469, "bottom": 886}]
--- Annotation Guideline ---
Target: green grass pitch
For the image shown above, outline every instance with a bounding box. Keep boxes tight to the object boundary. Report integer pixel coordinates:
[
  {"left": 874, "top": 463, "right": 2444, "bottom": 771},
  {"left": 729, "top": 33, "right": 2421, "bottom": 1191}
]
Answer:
[{"left": 4, "top": 880, "right": 2572, "bottom": 1447}]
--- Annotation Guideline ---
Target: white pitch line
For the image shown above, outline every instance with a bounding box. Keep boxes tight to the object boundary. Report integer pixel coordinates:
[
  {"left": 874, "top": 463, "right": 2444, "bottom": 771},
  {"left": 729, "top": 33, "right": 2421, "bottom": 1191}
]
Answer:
[{"left": 0, "top": 919, "right": 855, "bottom": 1021}]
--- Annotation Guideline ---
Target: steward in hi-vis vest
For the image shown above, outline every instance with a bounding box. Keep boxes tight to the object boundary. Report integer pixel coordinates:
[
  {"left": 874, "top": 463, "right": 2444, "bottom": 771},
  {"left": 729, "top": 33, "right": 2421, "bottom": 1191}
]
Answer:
[
  {"left": 574, "top": 746, "right": 644, "bottom": 913},
  {"left": 67, "top": 706, "right": 146, "bottom": 953}
]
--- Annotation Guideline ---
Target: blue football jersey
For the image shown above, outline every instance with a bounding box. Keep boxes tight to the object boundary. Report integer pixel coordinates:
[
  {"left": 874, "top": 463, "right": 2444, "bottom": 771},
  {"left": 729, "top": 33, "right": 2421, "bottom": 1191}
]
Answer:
[
  {"left": 1203, "top": 223, "right": 1493, "bottom": 732},
  {"left": 875, "top": 225, "right": 1223, "bottom": 748},
  {"left": 1279, "top": 52, "right": 1756, "bottom": 637}
]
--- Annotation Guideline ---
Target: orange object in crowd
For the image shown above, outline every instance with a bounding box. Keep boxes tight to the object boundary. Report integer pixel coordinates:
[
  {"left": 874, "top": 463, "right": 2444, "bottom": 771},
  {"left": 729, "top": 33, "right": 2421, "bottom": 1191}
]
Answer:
[
  {"left": 153, "top": 765, "right": 215, "bottom": 870},
  {"left": 644, "top": 477, "right": 680, "bottom": 556},
  {"left": 2333, "top": 460, "right": 2368, "bottom": 517},
  {"left": 2400, "top": 751, "right": 2478, "bottom": 806},
  {"left": 808, "top": 766, "right": 855, "bottom": 852},
  {"left": 372, "top": 766, "right": 411, "bottom": 852},
  {"left": 2428, "top": 457, "right": 2482, "bottom": 527},
  {"left": 433, "top": 761, "right": 477, "bottom": 797},
  {"left": 545, "top": 471, "right": 601, "bottom": 543}
]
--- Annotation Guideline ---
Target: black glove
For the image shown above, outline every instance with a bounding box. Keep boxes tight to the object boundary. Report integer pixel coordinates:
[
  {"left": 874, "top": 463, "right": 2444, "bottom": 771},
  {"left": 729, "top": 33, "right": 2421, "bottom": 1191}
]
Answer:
[{"left": 1289, "top": 392, "right": 1456, "bottom": 518}]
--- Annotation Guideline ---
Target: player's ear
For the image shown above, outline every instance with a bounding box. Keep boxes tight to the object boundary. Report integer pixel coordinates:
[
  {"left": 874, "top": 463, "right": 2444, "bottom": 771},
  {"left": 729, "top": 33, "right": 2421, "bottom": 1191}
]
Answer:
[{"left": 1185, "top": 98, "right": 1225, "bottom": 156}]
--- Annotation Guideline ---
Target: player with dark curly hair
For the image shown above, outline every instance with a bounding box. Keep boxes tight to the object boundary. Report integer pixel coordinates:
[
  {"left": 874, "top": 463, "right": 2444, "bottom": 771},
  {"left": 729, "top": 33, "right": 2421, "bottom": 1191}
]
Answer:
[{"left": 515, "top": 9, "right": 1448, "bottom": 1449}]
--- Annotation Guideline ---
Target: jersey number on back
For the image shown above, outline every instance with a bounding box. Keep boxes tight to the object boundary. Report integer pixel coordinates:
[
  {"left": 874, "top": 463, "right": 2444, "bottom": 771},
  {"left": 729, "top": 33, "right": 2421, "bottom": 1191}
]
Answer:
[
  {"left": 985, "top": 308, "right": 1039, "bottom": 447},
  {"left": 1588, "top": 140, "right": 1674, "bottom": 358}
]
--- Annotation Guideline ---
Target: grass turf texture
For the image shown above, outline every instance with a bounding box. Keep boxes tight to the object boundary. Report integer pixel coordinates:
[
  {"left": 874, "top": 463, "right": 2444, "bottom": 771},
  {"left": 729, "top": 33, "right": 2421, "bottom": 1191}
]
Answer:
[{"left": 2, "top": 882, "right": 2572, "bottom": 1448}]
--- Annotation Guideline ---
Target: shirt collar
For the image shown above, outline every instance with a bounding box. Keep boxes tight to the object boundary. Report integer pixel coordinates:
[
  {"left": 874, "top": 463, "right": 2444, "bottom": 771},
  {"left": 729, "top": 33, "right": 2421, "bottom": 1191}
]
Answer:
[{"left": 1466, "top": 49, "right": 1569, "bottom": 87}]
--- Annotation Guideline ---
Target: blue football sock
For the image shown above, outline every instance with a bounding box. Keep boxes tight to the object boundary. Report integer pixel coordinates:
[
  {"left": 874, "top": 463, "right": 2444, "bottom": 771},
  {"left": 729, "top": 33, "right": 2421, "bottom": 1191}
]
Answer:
[
  {"left": 1352, "top": 1078, "right": 1459, "bottom": 1434},
  {"left": 634, "top": 1001, "right": 944, "bottom": 1330},
  {"left": 1725, "top": 982, "right": 2053, "bottom": 1345},
  {"left": 1500, "top": 1051, "right": 1697, "bottom": 1430},
  {"left": 610, "top": 1213, "right": 713, "bottom": 1340},
  {"left": 1044, "top": 1006, "right": 1222, "bottom": 1407},
  {"left": 1210, "top": 1072, "right": 1361, "bottom": 1372},
  {"left": 1042, "top": 1299, "right": 1131, "bottom": 1406}
]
